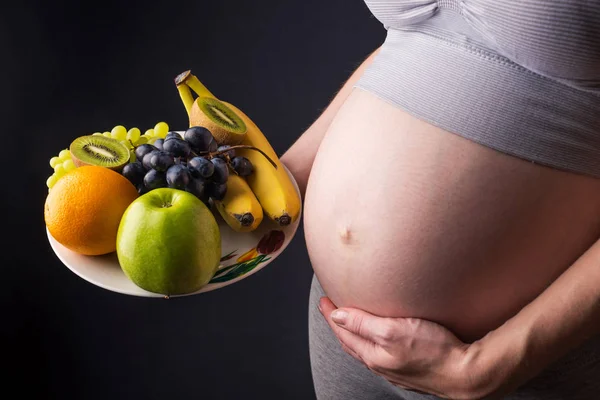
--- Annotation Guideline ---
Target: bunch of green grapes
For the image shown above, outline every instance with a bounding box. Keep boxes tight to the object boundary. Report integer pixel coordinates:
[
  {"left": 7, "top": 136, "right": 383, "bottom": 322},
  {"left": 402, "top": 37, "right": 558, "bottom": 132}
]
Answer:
[
  {"left": 142, "top": 121, "right": 170, "bottom": 143},
  {"left": 47, "top": 149, "right": 76, "bottom": 190},
  {"left": 96, "top": 122, "right": 170, "bottom": 162},
  {"left": 47, "top": 122, "right": 170, "bottom": 191}
]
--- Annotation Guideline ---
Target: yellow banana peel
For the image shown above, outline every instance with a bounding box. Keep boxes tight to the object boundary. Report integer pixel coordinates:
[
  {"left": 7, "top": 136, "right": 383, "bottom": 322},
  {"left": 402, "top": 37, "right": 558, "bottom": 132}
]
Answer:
[
  {"left": 175, "top": 71, "right": 301, "bottom": 227},
  {"left": 213, "top": 174, "right": 263, "bottom": 232},
  {"left": 223, "top": 102, "right": 301, "bottom": 226}
]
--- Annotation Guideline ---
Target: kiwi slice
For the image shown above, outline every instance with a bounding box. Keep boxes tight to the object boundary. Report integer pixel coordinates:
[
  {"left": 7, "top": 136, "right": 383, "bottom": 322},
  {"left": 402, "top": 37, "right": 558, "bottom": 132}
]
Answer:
[
  {"left": 189, "top": 97, "right": 247, "bottom": 145},
  {"left": 70, "top": 135, "right": 130, "bottom": 171}
]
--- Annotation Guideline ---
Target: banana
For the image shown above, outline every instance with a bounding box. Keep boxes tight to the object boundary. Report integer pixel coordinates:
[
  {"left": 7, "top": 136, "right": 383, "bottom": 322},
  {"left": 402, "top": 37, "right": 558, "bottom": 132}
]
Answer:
[
  {"left": 213, "top": 173, "right": 264, "bottom": 232},
  {"left": 175, "top": 71, "right": 301, "bottom": 227},
  {"left": 223, "top": 102, "right": 301, "bottom": 227}
]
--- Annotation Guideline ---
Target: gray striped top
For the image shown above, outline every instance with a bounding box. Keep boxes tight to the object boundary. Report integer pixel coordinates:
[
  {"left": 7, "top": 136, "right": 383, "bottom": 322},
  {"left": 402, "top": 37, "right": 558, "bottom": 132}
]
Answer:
[{"left": 356, "top": 0, "right": 600, "bottom": 178}]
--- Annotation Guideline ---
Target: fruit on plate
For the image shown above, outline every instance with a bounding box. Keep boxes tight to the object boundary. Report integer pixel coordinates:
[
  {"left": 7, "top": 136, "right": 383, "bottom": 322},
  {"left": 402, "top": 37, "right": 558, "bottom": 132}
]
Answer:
[
  {"left": 225, "top": 102, "right": 301, "bottom": 226},
  {"left": 70, "top": 135, "right": 130, "bottom": 171},
  {"left": 47, "top": 148, "right": 76, "bottom": 190},
  {"left": 116, "top": 188, "right": 221, "bottom": 296},
  {"left": 213, "top": 173, "right": 263, "bottom": 233},
  {"left": 118, "top": 125, "right": 273, "bottom": 233},
  {"left": 120, "top": 130, "right": 234, "bottom": 206},
  {"left": 44, "top": 165, "right": 139, "bottom": 255},
  {"left": 175, "top": 70, "right": 247, "bottom": 145},
  {"left": 175, "top": 71, "right": 301, "bottom": 227},
  {"left": 47, "top": 123, "right": 169, "bottom": 191}
]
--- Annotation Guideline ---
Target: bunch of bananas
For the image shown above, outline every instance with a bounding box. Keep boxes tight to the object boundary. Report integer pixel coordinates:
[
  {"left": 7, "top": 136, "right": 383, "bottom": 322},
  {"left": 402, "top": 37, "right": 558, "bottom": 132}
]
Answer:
[{"left": 175, "top": 71, "right": 301, "bottom": 233}]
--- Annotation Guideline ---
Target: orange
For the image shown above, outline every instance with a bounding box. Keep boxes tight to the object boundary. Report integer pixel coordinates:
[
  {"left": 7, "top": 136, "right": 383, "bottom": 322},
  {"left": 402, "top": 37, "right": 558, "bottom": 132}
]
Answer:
[{"left": 44, "top": 165, "right": 139, "bottom": 255}]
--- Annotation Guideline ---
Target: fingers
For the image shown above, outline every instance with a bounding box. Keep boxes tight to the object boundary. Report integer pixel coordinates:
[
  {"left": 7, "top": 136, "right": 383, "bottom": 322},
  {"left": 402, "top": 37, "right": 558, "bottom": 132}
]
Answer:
[
  {"left": 320, "top": 297, "right": 404, "bottom": 348},
  {"left": 317, "top": 297, "right": 472, "bottom": 398},
  {"left": 319, "top": 297, "right": 377, "bottom": 363}
]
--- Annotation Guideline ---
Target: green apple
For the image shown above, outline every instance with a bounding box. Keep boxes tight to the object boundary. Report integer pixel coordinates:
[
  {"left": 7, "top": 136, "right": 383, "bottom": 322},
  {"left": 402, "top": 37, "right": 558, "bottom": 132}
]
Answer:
[{"left": 116, "top": 188, "right": 221, "bottom": 296}]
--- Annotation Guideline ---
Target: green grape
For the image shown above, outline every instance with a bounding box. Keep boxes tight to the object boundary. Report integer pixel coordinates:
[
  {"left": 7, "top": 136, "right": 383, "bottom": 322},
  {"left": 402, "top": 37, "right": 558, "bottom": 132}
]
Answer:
[
  {"left": 50, "top": 156, "right": 61, "bottom": 168},
  {"left": 103, "top": 131, "right": 111, "bottom": 137},
  {"left": 54, "top": 164, "right": 65, "bottom": 176},
  {"left": 129, "top": 150, "right": 136, "bottom": 163},
  {"left": 92, "top": 132, "right": 102, "bottom": 136},
  {"left": 144, "top": 129, "right": 155, "bottom": 137},
  {"left": 126, "top": 127, "right": 141, "bottom": 142},
  {"left": 153, "top": 122, "right": 169, "bottom": 139},
  {"left": 58, "top": 149, "right": 71, "bottom": 161},
  {"left": 120, "top": 140, "right": 133, "bottom": 150},
  {"left": 134, "top": 136, "right": 148, "bottom": 146},
  {"left": 46, "top": 174, "right": 59, "bottom": 189},
  {"left": 63, "top": 159, "right": 76, "bottom": 172},
  {"left": 111, "top": 125, "right": 127, "bottom": 141}
]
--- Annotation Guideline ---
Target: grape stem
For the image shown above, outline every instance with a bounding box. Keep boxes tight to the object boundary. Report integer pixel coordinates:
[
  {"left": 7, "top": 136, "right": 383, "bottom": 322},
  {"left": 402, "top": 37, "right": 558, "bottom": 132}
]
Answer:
[{"left": 200, "top": 145, "right": 278, "bottom": 169}]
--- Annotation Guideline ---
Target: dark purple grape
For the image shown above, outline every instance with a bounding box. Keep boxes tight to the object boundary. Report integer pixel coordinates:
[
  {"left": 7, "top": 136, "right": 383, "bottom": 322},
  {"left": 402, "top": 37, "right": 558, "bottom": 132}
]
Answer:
[
  {"left": 122, "top": 161, "right": 146, "bottom": 186},
  {"left": 143, "top": 169, "right": 167, "bottom": 190},
  {"left": 208, "top": 138, "right": 218, "bottom": 153},
  {"left": 149, "top": 151, "right": 174, "bottom": 172},
  {"left": 142, "top": 150, "right": 160, "bottom": 170},
  {"left": 135, "top": 144, "right": 157, "bottom": 161},
  {"left": 184, "top": 126, "right": 217, "bottom": 153},
  {"left": 216, "top": 145, "right": 236, "bottom": 160},
  {"left": 163, "top": 138, "right": 191, "bottom": 158},
  {"left": 211, "top": 157, "right": 229, "bottom": 184},
  {"left": 188, "top": 156, "right": 214, "bottom": 179},
  {"left": 164, "top": 132, "right": 181, "bottom": 142},
  {"left": 153, "top": 138, "right": 164, "bottom": 151},
  {"left": 231, "top": 156, "right": 253, "bottom": 177},
  {"left": 136, "top": 183, "right": 149, "bottom": 195},
  {"left": 207, "top": 182, "right": 227, "bottom": 201},
  {"left": 185, "top": 177, "right": 207, "bottom": 200},
  {"left": 166, "top": 164, "right": 191, "bottom": 190}
]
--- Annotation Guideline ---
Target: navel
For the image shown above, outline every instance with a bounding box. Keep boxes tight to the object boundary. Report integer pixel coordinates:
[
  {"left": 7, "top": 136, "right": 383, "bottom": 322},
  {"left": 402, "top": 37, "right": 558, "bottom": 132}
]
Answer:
[{"left": 338, "top": 225, "right": 353, "bottom": 244}]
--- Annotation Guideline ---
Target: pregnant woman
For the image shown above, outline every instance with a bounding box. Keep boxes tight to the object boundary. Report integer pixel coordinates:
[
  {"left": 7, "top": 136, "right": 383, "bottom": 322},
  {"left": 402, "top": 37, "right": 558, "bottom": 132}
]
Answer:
[{"left": 281, "top": 1, "right": 600, "bottom": 399}]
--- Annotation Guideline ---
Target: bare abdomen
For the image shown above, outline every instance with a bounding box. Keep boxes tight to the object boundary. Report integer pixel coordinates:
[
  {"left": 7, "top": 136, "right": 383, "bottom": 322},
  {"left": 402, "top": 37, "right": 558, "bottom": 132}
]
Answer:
[{"left": 304, "top": 89, "right": 600, "bottom": 342}]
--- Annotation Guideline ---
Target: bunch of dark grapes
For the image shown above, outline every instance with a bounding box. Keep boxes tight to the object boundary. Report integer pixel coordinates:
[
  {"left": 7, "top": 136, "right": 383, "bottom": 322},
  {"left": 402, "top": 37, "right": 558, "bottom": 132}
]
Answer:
[{"left": 121, "top": 126, "right": 254, "bottom": 206}]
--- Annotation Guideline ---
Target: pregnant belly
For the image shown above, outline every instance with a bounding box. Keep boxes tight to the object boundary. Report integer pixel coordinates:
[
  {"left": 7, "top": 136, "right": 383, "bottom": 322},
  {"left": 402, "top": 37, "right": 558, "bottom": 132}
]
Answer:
[{"left": 304, "top": 88, "right": 600, "bottom": 342}]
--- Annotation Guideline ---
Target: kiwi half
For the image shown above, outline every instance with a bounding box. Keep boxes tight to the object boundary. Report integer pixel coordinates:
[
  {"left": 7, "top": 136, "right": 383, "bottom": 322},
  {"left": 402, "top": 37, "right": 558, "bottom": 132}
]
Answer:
[
  {"left": 189, "top": 97, "right": 247, "bottom": 145},
  {"left": 70, "top": 135, "right": 130, "bottom": 171}
]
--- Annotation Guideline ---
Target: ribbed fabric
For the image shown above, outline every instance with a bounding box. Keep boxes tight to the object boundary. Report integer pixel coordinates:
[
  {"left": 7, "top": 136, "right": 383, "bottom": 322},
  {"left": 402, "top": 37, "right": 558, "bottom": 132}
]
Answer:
[{"left": 356, "top": 0, "right": 600, "bottom": 178}]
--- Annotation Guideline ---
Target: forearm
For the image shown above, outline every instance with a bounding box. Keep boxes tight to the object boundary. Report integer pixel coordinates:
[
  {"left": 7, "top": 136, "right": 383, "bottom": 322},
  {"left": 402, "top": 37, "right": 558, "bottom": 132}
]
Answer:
[
  {"left": 470, "top": 237, "right": 600, "bottom": 397},
  {"left": 280, "top": 47, "right": 381, "bottom": 196}
]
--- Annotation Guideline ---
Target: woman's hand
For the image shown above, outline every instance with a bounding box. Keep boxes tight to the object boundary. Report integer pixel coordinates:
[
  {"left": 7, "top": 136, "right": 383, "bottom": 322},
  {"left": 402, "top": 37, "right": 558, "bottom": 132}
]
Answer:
[{"left": 319, "top": 297, "right": 498, "bottom": 400}]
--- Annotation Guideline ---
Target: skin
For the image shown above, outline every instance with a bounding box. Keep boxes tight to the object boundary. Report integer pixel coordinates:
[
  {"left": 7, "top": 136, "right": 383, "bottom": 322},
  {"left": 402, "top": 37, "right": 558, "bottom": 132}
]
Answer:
[{"left": 280, "top": 47, "right": 600, "bottom": 397}]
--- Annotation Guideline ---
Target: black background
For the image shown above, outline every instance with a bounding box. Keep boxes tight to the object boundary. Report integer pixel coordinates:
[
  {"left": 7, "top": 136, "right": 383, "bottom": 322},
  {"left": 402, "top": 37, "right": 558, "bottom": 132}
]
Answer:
[{"left": 3, "top": 1, "right": 384, "bottom": 398}]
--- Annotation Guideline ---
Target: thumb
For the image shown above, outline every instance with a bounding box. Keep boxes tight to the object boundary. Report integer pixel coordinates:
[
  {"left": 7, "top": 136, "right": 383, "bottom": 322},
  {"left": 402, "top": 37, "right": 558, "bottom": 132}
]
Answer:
[{"left": 330, "top": 306, "right": 401, "bottom": 346}]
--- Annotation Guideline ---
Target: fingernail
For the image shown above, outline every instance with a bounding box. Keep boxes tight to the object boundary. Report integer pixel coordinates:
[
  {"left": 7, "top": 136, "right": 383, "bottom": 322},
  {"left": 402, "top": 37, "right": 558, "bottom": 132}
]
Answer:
[
  {"left": 317, "top": 304, "right": 323, "bottom": 314},
  {"left": 331, "top": 310, "right": 348, "bottom": 325}
]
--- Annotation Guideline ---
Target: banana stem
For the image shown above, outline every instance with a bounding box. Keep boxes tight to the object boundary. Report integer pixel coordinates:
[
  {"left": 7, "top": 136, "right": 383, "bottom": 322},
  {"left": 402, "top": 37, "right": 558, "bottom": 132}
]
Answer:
[
  {"left": 201, "top": 145, "right": 278, "bottom": 169},
  {"left": 174, "top": 71, "right": 273, "bottom": 171},
  {"left": 175, "top": 70, "right": 217, "bottom": 99},
  {"left": 186, "top": 74, "right": 217, "bottom": 100},
  {"left": 176, "top": 83, "right": 195, "bottom": 118}
]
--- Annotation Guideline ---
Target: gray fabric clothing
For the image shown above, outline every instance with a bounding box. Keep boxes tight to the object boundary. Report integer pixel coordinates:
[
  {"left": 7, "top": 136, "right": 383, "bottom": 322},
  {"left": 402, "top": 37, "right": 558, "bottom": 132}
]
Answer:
[
  {"left": 309, "top": 275, "right": 600, "bottom": 399},
  {"left": 354, "top": 0, "right": 600, "bottom": 178}
]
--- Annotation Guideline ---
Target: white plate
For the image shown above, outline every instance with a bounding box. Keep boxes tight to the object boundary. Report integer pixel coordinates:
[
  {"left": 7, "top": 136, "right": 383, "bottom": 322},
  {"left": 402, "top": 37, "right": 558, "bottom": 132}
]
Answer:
[{"left": 47, "top": 161, "right": 302, "bottom": 298}]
